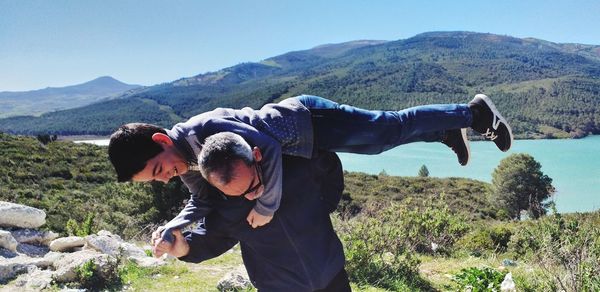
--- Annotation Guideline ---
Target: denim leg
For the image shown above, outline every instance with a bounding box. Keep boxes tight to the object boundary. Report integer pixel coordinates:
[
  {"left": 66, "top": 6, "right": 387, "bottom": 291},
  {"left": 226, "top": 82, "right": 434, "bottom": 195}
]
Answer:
[{"left": 296, "top": 95, "right": 472, "bottom": 155}]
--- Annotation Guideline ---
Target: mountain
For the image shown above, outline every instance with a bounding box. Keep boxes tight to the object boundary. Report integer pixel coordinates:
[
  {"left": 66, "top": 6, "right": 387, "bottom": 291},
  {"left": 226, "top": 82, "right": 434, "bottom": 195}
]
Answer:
[
  {"left": 0, "top": 76, "right": 142, "bottom": 118},
  {"left": 1, "top": 32, "right": 600, "bottom": 138}
]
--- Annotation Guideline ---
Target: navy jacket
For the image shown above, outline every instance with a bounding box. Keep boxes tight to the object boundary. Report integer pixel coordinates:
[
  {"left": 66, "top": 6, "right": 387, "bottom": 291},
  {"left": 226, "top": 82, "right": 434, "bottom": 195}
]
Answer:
[
  {"left": 179, "top": 151, "right": 345, "bottom": 291},
  {"left": 166, "top": 96, "right": 313, "bottom": 217}
]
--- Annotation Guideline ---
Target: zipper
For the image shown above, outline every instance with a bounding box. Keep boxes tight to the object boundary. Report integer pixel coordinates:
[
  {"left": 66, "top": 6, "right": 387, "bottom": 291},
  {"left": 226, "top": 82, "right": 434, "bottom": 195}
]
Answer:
[{"left": 277, "top": 217, "right": 314, "bottom": 290}]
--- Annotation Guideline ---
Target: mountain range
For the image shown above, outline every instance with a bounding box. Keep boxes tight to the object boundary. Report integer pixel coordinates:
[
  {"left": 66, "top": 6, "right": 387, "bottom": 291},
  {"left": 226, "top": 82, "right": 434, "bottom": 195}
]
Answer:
[
  {"left": 0, "top": 76, "right": 140, "bottom": 118},
  {"left": 1, "top": 31, "right": 599, "bottom": 138}
]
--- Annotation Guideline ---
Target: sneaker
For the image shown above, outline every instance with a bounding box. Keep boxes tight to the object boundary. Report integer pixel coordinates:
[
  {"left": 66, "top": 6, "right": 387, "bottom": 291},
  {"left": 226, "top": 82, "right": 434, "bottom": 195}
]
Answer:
[
  {"left": 442, "top": 128, "right": 470, "bottom": 166},
  {"left": 469, "top": 94, "right": 513, "bottom": 152}
]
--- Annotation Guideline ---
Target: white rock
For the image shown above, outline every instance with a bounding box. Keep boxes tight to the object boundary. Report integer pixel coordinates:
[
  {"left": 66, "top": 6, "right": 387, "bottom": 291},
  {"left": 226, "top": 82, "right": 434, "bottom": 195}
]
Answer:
[
  {"left": 49, "top": 236, "right": 86, "bottom": 252},
  {"left": 12, "top": 266, "right": 54, "bottom": 291},
  {"left": 0, "top": 255, "right": 52, "bottom": 283},
  {"left": 217, "top": 265, "right": 253, "bottom": 291},
  {"left": 431, "top": 242, "right": 439, "bottom": 252},
  {"left": 48, "top": 249, "right": 117, "bottom": 283},
  {"left": 0, "top": 230, "right": 18, "bottom": 252},
  {"left": 129, "top": 256, "right": 166, "bottom": 268},
  {"left": 11, "top": 229, "right": 59, "bottom": 245},
  {"left": 85, "top": 233, "right": 146, "bottom": 258},
  {"left": 97, "top": 230, "right": 121, "bottom": 240},
  {"left": 0, "top": 201, "right": 46, "bottom": 229},
  {"left": 501, "top": 272, "right": 516, "bottom": 292}
]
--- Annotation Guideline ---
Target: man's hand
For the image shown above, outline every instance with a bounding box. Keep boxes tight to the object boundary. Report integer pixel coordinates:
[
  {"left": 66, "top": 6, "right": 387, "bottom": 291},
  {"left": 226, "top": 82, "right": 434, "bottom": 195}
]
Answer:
[
  {"left": 151, "top": 227, "right": 190, "bottom": 258},
  {"left": 246, "top": 209, "right": 273, "bottom": 228}
]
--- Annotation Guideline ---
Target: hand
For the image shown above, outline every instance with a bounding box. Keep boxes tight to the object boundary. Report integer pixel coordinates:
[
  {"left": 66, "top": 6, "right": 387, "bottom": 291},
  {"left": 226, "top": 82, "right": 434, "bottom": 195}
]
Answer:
[
  {"left": 151, "top": 227, "right": 190, "bottom": 258},
  {"left": 246, "top": 209, "right": 273, "bottom": 228}
]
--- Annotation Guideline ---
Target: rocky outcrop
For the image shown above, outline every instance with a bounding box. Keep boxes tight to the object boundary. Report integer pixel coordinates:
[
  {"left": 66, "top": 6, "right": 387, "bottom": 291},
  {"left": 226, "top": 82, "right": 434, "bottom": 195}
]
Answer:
[
  {"left": 217, "top": 265, "right": 252, "bottom": 291},
  {"left": 0, "top": 201, "right": 165, "bottom": 290},
  {"left": 46, "top": 250, "right": 118, "bottom": 283},
  {"left": 11, "top": 228, "right": 58, "bottom": 245},
  {"left": 0, "top": 201, "right": 46, "bottom": 228},
  {"left": 0, "top": 230, "right": 18, "bottom": 252},
  {"left": 49, "top": 236, "right": 86, "bottom": 252}
]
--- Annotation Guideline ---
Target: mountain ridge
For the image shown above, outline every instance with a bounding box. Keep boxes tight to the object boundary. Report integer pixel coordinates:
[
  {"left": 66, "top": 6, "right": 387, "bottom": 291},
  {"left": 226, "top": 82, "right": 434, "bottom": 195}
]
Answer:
[
  {"left": 0, "top": 76, "right": 141, "bottom": 118},
  {"left": 1, "top": 31, "right": 599, "bottom": 137}
]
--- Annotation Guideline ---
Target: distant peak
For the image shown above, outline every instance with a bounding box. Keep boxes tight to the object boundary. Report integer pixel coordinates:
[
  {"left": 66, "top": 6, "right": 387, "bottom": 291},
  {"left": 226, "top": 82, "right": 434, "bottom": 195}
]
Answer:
[{"left": 87, "top": 76, "right": 120, "bottom": 83}]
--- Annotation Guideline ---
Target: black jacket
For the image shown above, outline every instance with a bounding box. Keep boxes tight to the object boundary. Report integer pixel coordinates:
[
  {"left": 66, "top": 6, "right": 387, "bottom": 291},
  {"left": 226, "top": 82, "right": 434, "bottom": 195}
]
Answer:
[{"left": 179, "top": 151, "right": 345, "bottom": 291}]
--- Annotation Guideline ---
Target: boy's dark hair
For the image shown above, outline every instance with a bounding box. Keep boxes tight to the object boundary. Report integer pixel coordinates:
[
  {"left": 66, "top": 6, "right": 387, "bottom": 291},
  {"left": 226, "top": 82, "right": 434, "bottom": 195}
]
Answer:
[{"left": 108, "top": 123, "right": 167, "bottom": 182}]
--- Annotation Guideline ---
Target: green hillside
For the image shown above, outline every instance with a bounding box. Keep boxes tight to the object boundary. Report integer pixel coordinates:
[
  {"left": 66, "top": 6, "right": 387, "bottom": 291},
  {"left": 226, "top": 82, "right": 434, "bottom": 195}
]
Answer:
[
  {"left": 0, "top": 133, "right": 491, "bottom": 236},
  {"left": 2, "top": 133, "right": 599, "bottom": 291},
  {"left": 1, "top": 32, "right": 599, "bottom": 138}
]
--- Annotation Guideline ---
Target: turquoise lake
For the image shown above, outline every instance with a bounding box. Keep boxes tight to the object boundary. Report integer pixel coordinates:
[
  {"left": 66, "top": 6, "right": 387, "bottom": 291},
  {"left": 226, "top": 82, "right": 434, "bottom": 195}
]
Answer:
[
  {"left": 338, "top": 135, "right": 600, "bottom": 213},
  {"left": 77, "top": 136, "right": 600, "bottom": 213}
]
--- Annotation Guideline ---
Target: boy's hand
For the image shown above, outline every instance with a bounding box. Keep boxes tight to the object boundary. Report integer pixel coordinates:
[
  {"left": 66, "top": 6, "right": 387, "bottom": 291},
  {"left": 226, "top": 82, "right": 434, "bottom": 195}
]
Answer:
[
  {"left": 246, "top": 209, "right": 273, "bottom": 228},
  {"left": 151, "top": 227, "right": 190, "bottom": 258}
]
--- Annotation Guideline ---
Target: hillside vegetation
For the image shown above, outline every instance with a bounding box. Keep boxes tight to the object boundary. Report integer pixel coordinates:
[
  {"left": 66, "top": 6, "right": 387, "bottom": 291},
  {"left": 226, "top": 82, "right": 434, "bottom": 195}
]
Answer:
[
  {"left": 2, "top": 133, "right": 599, "bottom": 290},
  {"left": 1, "top": 32, "right": 599, "bottom": 138},
  {"left": 0, "top": 133, "right": 490, "bottom": 236}
]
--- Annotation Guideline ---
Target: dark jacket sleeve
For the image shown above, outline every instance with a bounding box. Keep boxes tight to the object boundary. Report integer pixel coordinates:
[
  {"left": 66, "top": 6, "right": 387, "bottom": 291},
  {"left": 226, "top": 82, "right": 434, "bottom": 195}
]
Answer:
[
  {"left": 178, "top": 225, "right": 239, "bottom": 263},
  {"left": 160, "top": 173, "right": 214, "bottom": 243}
]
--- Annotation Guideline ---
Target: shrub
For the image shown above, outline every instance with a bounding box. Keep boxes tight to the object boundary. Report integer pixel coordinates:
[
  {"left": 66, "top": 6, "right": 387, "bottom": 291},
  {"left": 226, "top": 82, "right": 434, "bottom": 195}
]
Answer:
[
  {"left": 333, "top": 198, "right": 468, "bottom": 289},
  {"left": 74, "top": 258, "right": 120, "bottom": 290},
  {"left": 398, "top": 197, "right": 470, "bottom": 254},
  {"left": 66, "top": 213, "right": 96, "bottom": 236},
  {"left": 418, "top": 165, "right": 429, "bottom": 177},
  {"left": 333, "top": 204, "right": 424, "bottom": 290},
  {"left": 452, "top": 266, "right": 507, "bottom": 291},
  {"left": 459, "top": 224, "right": 513, "bottom": 255},
  {"left": 508, "top": 208, "right": 600, "bottom": 291}
]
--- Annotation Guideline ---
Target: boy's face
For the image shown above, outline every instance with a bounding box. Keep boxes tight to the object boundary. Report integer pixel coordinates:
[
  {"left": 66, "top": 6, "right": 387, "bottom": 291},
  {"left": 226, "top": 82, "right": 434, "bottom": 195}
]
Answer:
[{"left": 132, "top": 133, "right": 189, "bottom": 183}]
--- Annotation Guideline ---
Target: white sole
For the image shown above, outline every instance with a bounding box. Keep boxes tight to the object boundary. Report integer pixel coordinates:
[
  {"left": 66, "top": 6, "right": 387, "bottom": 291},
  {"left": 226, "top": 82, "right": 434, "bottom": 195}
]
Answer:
[
  {"left": 461, "top": 128, "right": 470, "bottom": 166},
  {"left": 474, "top": 94, "right": 514, "bottom": 151}
]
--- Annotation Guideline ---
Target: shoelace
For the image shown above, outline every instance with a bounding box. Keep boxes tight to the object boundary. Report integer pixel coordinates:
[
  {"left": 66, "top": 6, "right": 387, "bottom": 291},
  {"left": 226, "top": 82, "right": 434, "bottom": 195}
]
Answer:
[
  {"left": 187, "top": 164, "right": 201, "bottom": 172},
  {"left": 482, "top": 128, "right": 498, "bottom": 140}
]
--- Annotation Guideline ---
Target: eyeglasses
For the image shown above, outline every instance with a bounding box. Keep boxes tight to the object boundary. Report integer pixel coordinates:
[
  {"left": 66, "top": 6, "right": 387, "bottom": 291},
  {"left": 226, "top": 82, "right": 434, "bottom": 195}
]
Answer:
[{"left": 237, "top": 162, "right": 263, "bottom": 197}]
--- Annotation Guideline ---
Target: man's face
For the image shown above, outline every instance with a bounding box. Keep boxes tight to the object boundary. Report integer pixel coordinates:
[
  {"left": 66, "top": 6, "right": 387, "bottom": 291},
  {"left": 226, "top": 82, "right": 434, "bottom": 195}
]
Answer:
[
  {"left": 132, "top": 134, "right": 189, "bottom": 183},
  {"left": 209, "top": 160, "right": 264, "bottom": 199}
]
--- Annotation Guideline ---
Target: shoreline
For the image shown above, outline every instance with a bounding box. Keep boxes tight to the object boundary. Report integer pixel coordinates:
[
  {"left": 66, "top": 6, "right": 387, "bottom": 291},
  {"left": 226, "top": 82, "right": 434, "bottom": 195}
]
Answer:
[{"left": 58, "top": 135, "right": 110, "bottom": 141}]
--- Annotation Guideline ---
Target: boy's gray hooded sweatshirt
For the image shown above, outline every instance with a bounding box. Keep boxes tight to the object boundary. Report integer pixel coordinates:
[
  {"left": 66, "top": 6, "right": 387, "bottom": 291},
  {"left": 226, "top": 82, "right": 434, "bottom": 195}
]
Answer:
[{"left": 160, "top": 97, "right": 313, "bottom": 242}]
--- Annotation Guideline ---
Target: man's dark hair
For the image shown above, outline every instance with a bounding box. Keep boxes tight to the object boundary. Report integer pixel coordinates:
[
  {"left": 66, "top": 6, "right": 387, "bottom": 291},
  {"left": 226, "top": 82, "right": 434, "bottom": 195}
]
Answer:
[
  {"left": 108, "top": 123, "right": 167, "bottom": 182},
  {"left": 198, "top": 132, "right": 254, "bottom": 185}
]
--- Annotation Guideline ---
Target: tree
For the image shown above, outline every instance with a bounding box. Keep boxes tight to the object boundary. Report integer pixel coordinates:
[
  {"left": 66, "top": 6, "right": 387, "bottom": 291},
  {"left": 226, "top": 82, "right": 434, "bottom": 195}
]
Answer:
[
  {"left": 418, "top": 165, "right": 429, "bottom": 177},
  {"left": 492, "top": 153, "right": 554, "bottom": 219}
]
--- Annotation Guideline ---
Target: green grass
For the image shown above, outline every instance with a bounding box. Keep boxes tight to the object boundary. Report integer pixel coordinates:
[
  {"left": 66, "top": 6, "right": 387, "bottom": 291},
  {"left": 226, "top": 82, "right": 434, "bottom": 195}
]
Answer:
[
  {"left": 418, "top": 254, "right": 547, "bottom": 291},
  {"left": 120, "top": 248, "right": 245, "bottom": 292},
  {"left": 118, "top": 246, "right": 389, "bottom": 291}
]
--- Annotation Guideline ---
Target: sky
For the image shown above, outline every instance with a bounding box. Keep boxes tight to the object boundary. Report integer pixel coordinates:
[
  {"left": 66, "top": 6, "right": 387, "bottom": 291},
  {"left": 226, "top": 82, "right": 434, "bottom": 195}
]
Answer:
[{"left": 1, "top": 0, "right": 600, "bottom": 92}]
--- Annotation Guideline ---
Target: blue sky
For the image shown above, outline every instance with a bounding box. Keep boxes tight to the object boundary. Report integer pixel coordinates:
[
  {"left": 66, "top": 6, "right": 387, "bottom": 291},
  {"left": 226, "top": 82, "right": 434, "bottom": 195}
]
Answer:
[{"left": 1, "top": 0, "right": 599, "bottom": 91}]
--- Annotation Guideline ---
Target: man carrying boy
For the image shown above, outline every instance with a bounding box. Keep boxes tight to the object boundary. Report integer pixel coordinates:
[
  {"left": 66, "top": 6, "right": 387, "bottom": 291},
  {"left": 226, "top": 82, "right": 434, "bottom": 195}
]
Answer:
[{"left": 108, "top": 94, "right": 512, "bottom": 242}]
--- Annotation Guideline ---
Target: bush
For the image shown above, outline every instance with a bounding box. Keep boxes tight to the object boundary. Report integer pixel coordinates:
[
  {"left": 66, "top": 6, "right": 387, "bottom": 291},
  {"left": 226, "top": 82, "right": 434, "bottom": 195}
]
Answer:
[
  {"left": 66, "top": 213, "right": 96, "bottom": 236},
  {"left": 459, "top": 224, "right": 513, "bottom": 255},
  {"left": 508, "top": 208, "right": 600, "bottom": 291},
  {"left": 74, "top": 258, "right": 120, "bottom": 290},
  {"left": 333, "top": 203, "right": 424, "bottom": 290},
  {"left": 333, "top": 198, "right": 468, "bottom": 289},
  {"left": 452, "top": 266, "right": 507, "bottom": 291},
  {"left": 398, "top": 197, "right": 470, "bottom": 254}
]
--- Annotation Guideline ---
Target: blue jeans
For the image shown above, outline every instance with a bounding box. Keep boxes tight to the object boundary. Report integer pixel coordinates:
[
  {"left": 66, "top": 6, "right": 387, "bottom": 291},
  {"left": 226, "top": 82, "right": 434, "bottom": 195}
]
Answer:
[{"left": 297, "top": 95, "right": 472, "bottom": 154}]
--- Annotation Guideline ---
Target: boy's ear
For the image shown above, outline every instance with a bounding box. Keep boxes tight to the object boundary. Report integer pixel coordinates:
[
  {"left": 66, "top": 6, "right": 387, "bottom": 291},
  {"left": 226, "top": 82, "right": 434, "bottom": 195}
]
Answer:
[
  {"left": 151, "top": 133, "right": 173, "bottom": 146},
  {"left": 252, "top": 147, "right": 262, "bottom": 162}
]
